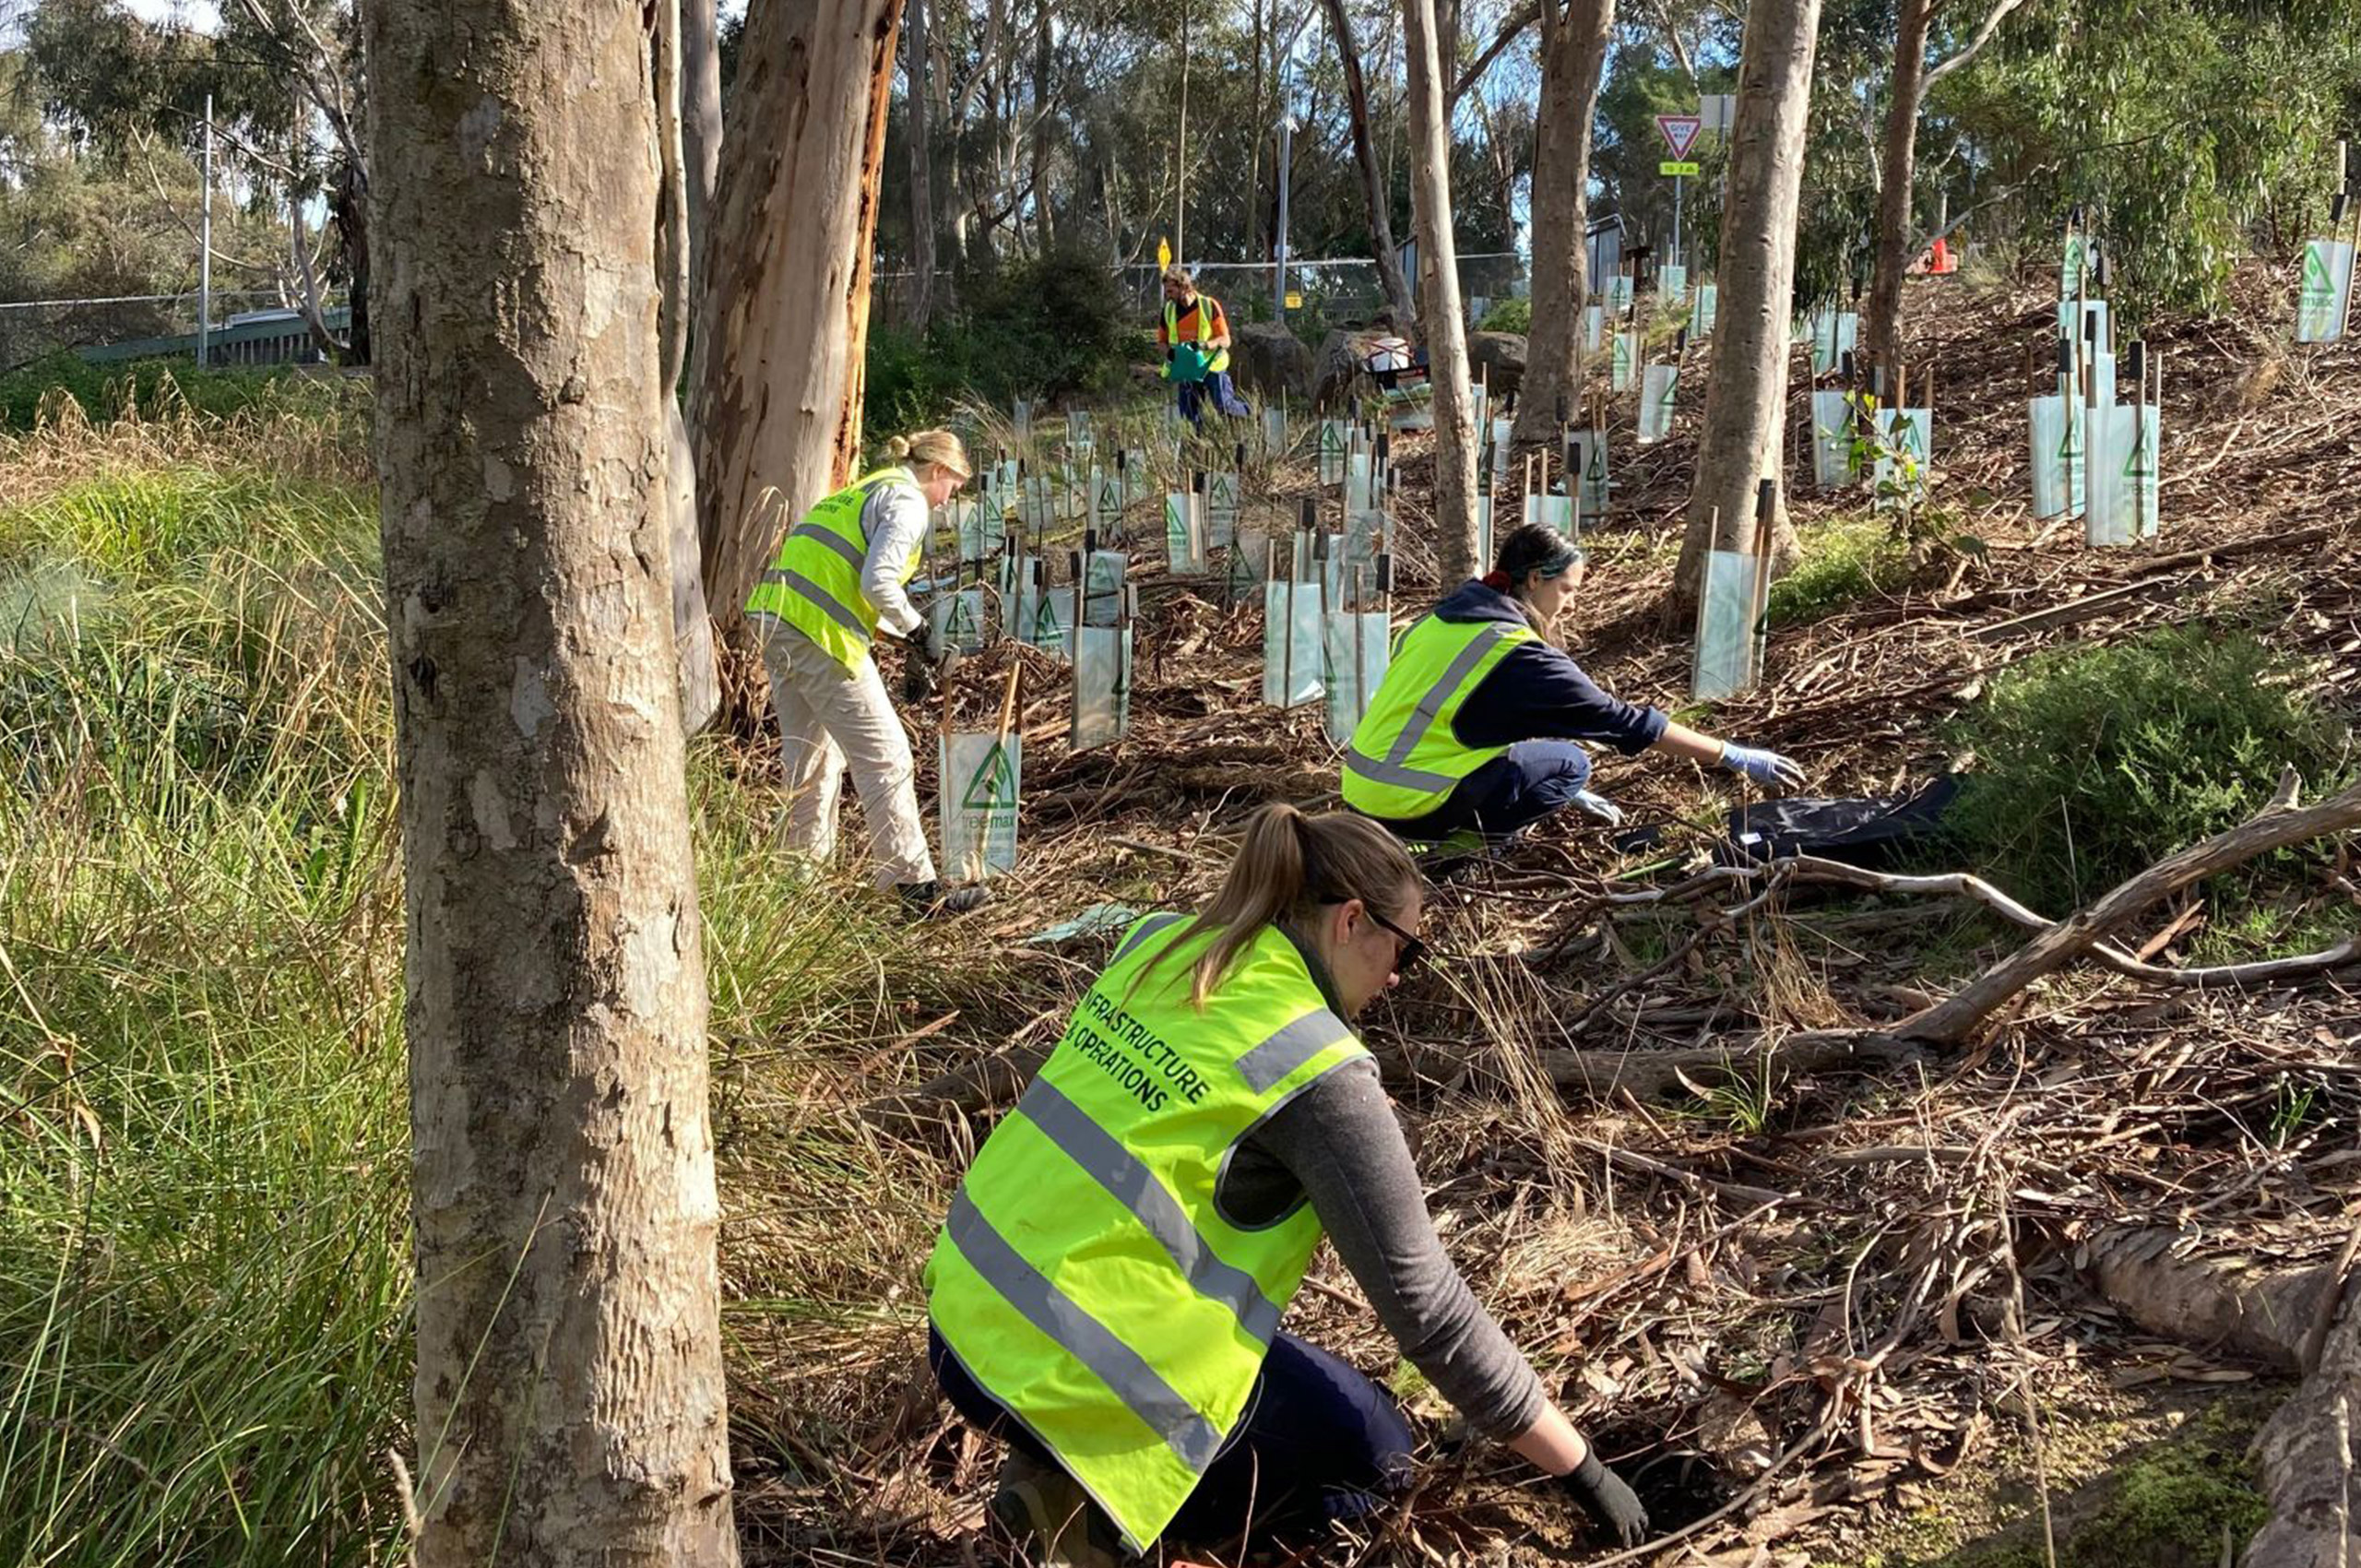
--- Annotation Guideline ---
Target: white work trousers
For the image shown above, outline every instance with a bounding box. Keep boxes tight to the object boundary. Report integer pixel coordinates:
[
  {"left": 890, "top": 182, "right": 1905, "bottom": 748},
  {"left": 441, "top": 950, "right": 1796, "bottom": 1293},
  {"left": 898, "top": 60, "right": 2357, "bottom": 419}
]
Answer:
[{"left": 757, "top": 618, "right": 936, "bottom": 888}]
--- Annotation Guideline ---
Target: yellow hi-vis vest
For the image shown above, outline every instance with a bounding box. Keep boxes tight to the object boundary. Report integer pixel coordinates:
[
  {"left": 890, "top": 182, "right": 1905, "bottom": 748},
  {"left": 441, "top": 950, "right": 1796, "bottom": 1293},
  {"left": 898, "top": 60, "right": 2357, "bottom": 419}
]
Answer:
[
  {"left": 1163, "top": 297, "right": 1231, "bottom": 375},
  {"left": 924, "top": 914, "right": 1367, "bottom": 1551},
  {"left": 743, "top": 466, "right": 921, "bottom": 672},
  {"left": 1340, "top": 612, "right": 1537, "bottom": 821}
]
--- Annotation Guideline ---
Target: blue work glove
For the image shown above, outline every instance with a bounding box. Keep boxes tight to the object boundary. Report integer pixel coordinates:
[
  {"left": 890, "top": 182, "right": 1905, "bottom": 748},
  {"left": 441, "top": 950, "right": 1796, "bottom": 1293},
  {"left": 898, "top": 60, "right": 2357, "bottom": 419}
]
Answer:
[
  {"left": 1571, "top": 789, "right": 1624, "bottom": 827},
  {"left": 1719, "top": 742, "right": 1806, "bottom": 789}
]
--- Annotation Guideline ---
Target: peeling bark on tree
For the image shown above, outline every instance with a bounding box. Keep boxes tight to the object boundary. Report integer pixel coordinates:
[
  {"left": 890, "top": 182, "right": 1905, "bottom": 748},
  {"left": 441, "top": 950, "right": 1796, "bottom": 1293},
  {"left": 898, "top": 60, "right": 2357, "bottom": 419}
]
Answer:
[
  {"left": 1402, "top": 0, "right": 1478, "bottom": 584},
  {"left": 694, "top": 0, "right": 908, "bottom": 630},
  {"left": 1674, "top": 0, "right": 1819, "bottom": 599},
  {"left": 362, "top": 0, "right": 738, "bottom": 1561},
  {"left": 1510, "top": 0, "right": 1614, "bottom": 447}
]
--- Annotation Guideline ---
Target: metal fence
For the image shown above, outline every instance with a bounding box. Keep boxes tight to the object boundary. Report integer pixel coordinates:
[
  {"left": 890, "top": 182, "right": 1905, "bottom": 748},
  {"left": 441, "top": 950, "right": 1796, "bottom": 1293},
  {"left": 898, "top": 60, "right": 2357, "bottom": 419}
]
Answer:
[{"left": 0, "top": 291, "right": 348, "bottom": 373}]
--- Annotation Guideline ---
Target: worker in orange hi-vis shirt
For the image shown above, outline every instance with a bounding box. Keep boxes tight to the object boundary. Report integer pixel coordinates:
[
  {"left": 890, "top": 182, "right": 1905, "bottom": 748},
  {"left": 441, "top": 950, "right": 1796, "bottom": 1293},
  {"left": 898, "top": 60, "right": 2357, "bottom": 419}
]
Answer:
[{"left": 1158, "top": 266, "right": 1253, "bottom": 428}]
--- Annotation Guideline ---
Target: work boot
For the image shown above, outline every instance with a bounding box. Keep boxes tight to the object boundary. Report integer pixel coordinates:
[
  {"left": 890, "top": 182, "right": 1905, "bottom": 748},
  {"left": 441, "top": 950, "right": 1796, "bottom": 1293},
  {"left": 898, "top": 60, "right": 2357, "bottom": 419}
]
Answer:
[
  {"left": 989, "top": 1451, "right": 1120, "bottom": 1567},
  {"left": 896, "top": 879, "right": 991, "bottom": 919}
]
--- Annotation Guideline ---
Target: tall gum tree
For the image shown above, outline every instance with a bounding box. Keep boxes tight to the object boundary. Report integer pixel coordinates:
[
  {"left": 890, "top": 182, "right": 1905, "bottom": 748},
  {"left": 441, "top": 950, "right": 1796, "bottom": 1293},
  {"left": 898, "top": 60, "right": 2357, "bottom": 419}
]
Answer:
[
  {"left": 362, "top": 0, "right": 739, "bottom": 1560},
  {"left": 694, "top": 0, "right": 908, "bottom": 630},
  {"left": 1402, "top": 0, "right": 1478, "bottom": 581},
  {"left": 1511, "top": 0, "right": 1617, "bottom": 447},
  {"left": 1674, "top": 0, "right": 1822, "bottom": 597}
]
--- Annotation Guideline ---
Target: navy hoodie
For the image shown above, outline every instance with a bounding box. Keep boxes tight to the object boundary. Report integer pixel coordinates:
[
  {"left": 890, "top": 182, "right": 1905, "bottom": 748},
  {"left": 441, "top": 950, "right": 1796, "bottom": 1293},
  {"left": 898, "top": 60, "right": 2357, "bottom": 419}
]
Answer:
[{"left": 1428, "top": 580, "right": 1669, "bottom": 754}]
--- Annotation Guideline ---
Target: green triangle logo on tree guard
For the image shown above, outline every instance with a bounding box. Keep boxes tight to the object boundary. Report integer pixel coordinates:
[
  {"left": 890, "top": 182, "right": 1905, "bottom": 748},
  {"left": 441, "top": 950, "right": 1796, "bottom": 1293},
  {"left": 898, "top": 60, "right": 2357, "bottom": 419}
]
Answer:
[
  {"left": 2301, "top": 244, "right": 2336, "bottom": 308},
  {"left": 1031, "top": 594, "right": 1065, "bottom": 649},
  {"left": 2122, "top": 422, "right": 2154, "bottom": 481},
  {"left": 945, "top": 594, "right": 979, "bottom": 641},
  {"left": 960, "top": 742, "right": 1018, "bottom": 811},
  {"left": 1586, "top": 442, "right": 1608, "bottom": 482},
  {"left": 1892, "top": 416, "right": 1925, "bottom": 457}
]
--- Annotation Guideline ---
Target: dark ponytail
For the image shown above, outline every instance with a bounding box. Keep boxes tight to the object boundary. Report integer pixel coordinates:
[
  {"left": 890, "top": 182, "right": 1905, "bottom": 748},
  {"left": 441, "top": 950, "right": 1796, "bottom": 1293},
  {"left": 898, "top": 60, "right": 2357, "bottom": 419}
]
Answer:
[{"left": 1135, "top": 803, "right": 1418, "bottom": 1007}]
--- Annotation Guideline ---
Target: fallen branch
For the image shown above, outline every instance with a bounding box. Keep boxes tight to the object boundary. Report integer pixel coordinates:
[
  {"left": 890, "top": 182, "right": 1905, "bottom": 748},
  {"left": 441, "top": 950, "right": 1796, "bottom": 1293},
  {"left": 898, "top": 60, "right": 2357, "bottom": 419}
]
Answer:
[
  {"left": 1542, "top": 1030, "right": 1925, "bottom": 1102},
  {"left": 1778, "top": 854, "right": 2360, "bottom": 991},
  {"left": 1897, "top": 773, "right": 2361, "bottom": 1046}
]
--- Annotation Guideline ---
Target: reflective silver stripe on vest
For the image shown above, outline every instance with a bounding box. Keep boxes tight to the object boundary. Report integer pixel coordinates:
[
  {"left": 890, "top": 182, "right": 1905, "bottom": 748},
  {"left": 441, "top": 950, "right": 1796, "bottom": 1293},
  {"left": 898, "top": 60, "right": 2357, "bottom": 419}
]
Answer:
[
  {"left": 789, "top": 521, "right": 867, "bottom": 572},
  {"left": 947, "top": 1190, "right": 1226, "bottom": 1471},
  {"left": 762, "top": 566, "right": 869, "bottom": 638},
  {"left": 1388, "top": 622, "right": 1518, "bottom": 766},
  {"left": 1342, "top": 749, "right": 1462, "bottom": 792},
  {"left": 1234, "top": 1008, "right": 1352, "bottom": 1093},
  {"left": 1110, "top": 911, "right": 1188, "bottom": 966},
  {"left": 1014, "top": 1077, "right": 1283, "bottom": 1345}
]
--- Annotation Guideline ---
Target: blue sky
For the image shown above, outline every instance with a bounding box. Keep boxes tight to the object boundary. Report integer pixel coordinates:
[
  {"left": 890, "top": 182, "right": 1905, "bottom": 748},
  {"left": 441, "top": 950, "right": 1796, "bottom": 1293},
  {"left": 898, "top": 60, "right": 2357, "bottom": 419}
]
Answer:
[{"left": 125, "top": 0, "right": 220, "bottom": 26}]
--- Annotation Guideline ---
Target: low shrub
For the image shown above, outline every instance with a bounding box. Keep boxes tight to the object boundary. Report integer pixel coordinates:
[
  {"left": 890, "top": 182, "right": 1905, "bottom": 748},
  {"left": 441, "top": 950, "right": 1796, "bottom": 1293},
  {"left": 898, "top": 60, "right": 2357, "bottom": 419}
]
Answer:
[
  {"left": 1477, "top": 297, "right": 1532, "bottom": 333},
  {"left": 1941, "top": 624, "right": 2354, "bottom": 916},
  {"left": 866, "top": 244, "right": 1151, "bottom": 428},
  {"left": 1767, "top": 512, "right": 1909, "bottom": 625}
]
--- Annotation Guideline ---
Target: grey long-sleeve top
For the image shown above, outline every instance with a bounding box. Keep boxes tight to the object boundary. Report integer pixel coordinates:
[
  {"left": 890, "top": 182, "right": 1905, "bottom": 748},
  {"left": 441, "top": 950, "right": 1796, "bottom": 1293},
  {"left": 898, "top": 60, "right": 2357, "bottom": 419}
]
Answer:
[{"left": 1215, "top": 945, "right": 1548, "bottom": 1440}]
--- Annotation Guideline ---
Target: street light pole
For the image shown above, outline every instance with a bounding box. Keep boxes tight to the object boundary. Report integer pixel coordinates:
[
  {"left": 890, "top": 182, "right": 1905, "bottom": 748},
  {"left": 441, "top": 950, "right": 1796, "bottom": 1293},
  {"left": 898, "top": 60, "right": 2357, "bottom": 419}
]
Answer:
[{"left": 197, "top": 93, "right": 213, "bottom": 368}]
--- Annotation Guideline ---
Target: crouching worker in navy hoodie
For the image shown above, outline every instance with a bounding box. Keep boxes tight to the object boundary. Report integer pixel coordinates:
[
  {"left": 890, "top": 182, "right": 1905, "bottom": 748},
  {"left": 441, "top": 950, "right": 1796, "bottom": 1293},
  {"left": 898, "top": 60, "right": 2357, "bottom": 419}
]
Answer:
[{"left": 1341, "top": 523, "right": 1806, "bottom": 842}]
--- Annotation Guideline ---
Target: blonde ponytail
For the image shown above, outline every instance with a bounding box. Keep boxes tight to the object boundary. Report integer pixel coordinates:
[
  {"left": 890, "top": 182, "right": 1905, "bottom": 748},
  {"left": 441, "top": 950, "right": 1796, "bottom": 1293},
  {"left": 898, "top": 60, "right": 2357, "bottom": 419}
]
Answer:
[
  {"left": 1136, "top": 803, "right": 1419, "bottom": 1007},
  {"left": 881, "top": 426, "right": 970, "bottom": 480}
]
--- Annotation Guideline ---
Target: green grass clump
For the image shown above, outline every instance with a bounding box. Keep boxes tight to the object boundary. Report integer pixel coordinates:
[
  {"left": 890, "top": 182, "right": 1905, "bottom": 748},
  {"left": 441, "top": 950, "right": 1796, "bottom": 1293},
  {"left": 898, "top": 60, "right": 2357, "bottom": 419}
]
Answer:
[
  {"left": 0, "top": 440, "right": 910, "bottom": 1566},
  {"left": 1943, "top": 624, "right": 2354, "bottom": 918},
  {"left": 0, "top": 353, "right": 343, "bottom": 433},
  {"left": 1769, "top": 512, "right": 1909, "bottom": 626}
]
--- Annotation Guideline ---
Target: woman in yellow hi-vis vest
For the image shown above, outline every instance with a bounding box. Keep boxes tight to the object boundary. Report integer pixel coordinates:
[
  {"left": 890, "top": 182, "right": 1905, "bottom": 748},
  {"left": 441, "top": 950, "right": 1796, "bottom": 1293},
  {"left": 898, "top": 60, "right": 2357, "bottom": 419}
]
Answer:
[
  {"left": 1343, "top": 523, "right": 1805, "bottom": 846},
  {"left": 744, "top": 429, "right": 984, "bottom": 918},
  {"left": 924, "top": 804, "right": 1652, "bottom": 1562}
]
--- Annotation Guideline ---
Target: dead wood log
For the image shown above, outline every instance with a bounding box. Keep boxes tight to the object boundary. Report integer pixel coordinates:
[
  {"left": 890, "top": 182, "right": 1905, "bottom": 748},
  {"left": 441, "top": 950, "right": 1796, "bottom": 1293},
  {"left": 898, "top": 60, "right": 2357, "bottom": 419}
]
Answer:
[
  {"left": 1541, "top": 1030, "right": 1926, "bottom": 1102},
  {"left": 2078, "top": 1221, "right": 2361, "bottom": 1568},
  {"left": 2081, "top": 1227, "right": 2331, "bottom": 1372},
  {"left": 1897, "top": 774, "right": 2361, "bottom": 1047}
]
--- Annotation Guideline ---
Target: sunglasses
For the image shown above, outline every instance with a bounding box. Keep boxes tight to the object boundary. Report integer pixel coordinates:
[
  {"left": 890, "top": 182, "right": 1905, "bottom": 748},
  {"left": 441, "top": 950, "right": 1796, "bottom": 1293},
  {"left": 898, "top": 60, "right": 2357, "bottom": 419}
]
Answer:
[{"left": 1362, "top": 905, "right": 1430, "bottom": 977}]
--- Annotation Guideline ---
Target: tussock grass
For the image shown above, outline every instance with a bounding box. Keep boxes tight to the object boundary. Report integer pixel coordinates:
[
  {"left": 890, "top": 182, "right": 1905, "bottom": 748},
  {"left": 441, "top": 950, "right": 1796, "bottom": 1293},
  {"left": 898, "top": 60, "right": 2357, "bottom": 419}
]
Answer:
[
  {"left": 1768, "top": 511, "right": 1909, "bottom": 626},
  {"left": 0, "top": 403, "right": 912, "bottom": 1565}
]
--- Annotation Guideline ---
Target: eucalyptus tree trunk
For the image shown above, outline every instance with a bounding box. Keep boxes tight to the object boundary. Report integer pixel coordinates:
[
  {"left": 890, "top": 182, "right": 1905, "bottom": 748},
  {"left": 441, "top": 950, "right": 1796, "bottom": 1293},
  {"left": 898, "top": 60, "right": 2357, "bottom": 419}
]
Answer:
[
  {"left": 1674, "top": 0, "right": 1820, "bottom": 596},
  {"left": 1862, "top": 0, "right": 1931, "bottom": 391},
  {"left": 1321, "top": 0, "right": 1418, "bottom": 322},
  {"left": 906, "top": 0, "right": 939, "bottom": 328},
  {"left": 1402, "top": 0, "right": 1477, "bottom": 583},
  {"left": 362, "top": 0, "right": 737, "bottom": 1561},
  {"left": 694, "top": 0, "right": 908, "bottom": 627},
  {"left": 1511, "top": 0, "right": 1616, "bottom": 445}
]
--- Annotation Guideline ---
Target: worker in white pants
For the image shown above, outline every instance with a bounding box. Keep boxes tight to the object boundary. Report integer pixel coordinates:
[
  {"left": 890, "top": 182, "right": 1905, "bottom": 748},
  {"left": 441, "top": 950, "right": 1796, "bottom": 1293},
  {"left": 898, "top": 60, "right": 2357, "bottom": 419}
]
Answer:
[{"left": 744, "top": 428, "right": 986, "bottom": 917}]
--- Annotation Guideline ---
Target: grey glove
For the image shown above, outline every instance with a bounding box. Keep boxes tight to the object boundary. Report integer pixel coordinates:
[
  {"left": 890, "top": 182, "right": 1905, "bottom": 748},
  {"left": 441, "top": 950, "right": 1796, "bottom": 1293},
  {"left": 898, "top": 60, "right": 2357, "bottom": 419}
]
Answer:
[
  {"left": 919, "top": 620, "right": 951, "bottom": 665},
  {"left": 1571, "top": 789, "right": 1624, "bottom": 827}
]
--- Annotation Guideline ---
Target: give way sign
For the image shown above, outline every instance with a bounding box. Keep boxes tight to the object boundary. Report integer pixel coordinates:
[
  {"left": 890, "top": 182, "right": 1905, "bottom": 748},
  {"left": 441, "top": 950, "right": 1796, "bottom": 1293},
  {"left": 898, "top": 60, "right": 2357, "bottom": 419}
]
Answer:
[{"left": 1655, "top": 113, "right": 1703, "bottom": 160}]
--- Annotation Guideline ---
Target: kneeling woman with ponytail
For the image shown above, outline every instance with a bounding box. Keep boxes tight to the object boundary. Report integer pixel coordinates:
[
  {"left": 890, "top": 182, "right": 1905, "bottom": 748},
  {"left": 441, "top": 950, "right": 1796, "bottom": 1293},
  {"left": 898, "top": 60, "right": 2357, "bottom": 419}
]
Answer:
[
  {"left": 923, "top": 804, "right": 1650, "bottom": 1562},
  {"left": 1342, "top": 522, "right": 1805, "bottom": 843}
]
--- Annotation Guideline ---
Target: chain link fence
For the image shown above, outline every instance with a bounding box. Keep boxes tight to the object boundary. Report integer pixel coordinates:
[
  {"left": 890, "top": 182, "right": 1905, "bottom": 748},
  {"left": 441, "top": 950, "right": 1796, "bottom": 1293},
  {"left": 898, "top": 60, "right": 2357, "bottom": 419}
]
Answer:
[{"left": 0, "top": 291, "right": 348, "bottom": 374}]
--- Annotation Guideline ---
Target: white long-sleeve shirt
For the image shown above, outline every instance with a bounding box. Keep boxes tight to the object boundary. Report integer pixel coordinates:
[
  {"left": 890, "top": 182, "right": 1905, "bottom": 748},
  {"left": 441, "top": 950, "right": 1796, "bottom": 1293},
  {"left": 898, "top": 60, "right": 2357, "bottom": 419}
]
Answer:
[{"left": 858, "top": 469, "right": 930, "bottom": 640}]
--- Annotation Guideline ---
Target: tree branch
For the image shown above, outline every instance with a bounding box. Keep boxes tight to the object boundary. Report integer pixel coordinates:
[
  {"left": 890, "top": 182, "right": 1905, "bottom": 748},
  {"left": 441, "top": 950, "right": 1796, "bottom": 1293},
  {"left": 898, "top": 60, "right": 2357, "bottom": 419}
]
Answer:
[
  {"left": 1899, "top": 772, "right": 2361, "bottom": 1046},
  {"left": 1451, "top": 0, "right": 1540, "bottom": 107},
  {"left": 1917, "top": 0, "right": 2029, "bottom": 101}
]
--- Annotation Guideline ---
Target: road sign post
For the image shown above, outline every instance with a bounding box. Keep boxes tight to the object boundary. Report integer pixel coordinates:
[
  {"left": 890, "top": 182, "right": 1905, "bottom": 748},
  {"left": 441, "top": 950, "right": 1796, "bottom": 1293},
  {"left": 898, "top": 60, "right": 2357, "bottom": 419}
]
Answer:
[{"left": 1656, "top": 114, "right": 1703, "bottom": 275}]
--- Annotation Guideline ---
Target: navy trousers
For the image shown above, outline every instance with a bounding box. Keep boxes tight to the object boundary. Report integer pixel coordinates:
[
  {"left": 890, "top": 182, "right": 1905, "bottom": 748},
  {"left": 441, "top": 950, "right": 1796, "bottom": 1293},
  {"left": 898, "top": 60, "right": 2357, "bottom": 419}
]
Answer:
[
  {"left": 929, "top": 1324, "right": 1415, "bottom": 1549},
  {"left": 1381, "top": 739, "right": 1593, "bottom": 843},
  {"left": 1176, "top": 370, "right": 1252, "bottom": 427}
]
